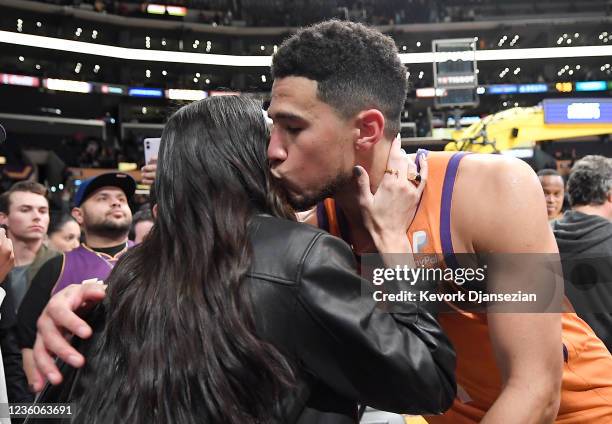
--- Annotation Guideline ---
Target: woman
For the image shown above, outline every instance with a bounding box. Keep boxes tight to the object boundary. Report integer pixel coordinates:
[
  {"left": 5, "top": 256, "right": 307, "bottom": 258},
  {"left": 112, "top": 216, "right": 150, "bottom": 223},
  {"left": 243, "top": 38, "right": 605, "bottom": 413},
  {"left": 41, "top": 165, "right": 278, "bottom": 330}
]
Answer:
[
  {"left": 30, "top": 96, "right": 455, "bottom": 424},
  {"left": 47, "top": 213, "right": 80, "bottom": 253}
]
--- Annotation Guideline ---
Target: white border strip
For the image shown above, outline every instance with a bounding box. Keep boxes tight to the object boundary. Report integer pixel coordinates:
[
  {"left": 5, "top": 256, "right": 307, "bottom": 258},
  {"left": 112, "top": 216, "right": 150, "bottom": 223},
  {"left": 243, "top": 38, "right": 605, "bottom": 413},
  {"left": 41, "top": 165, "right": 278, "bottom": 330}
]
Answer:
[{"left": 2, "top": 30, "right": 612, "bottom": 66}]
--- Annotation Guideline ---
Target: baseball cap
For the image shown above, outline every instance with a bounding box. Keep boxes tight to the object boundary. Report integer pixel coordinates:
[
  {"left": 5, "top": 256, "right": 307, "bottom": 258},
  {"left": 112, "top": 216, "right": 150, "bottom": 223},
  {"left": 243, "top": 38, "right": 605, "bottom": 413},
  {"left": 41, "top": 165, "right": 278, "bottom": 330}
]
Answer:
[{"left": 73, "top": 172, "right": 136, "bottom": 207}]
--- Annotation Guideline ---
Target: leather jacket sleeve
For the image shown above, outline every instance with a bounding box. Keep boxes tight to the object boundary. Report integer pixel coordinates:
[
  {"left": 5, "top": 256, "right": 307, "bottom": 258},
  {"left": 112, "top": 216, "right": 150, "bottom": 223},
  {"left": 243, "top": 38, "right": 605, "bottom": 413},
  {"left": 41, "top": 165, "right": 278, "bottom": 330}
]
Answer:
[{"left": 292, "top": 233, "right": 456, "bottom": 415}]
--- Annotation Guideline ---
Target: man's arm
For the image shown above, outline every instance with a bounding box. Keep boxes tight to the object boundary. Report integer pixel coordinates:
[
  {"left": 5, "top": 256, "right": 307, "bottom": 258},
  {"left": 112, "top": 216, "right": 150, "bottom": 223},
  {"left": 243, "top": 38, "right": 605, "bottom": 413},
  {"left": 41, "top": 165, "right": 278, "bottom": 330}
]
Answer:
[
  {"left": 18, "top": 255, "right": 63, "bottom": 391},
  {"left": 454, "top": 155, "right": 563, "bottom": 424}
]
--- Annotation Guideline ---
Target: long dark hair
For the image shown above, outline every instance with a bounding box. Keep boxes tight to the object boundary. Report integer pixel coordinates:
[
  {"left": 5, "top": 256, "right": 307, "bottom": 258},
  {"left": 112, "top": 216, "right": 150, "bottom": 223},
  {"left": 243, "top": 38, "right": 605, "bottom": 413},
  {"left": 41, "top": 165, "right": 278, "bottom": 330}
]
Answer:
[{"left": 73, "top": 96, "right": 296, "bottom": 423}]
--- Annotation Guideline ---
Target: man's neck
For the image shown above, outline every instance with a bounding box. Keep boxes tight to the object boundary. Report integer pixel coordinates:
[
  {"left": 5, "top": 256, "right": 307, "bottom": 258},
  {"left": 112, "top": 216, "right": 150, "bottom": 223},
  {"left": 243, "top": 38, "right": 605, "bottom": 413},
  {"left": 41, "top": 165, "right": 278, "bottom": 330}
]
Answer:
[
  {"left": 573, "top": 204, "right": 612, "bottom": 221},
  {"left": 332, "top": 139, "right": 394, "bottom": 253},
  {"left": 10, "top": 236, "right": 43, "bottom": 267},
  {"left": 83, "top": 232, "right": 129, "bottom": 249}
]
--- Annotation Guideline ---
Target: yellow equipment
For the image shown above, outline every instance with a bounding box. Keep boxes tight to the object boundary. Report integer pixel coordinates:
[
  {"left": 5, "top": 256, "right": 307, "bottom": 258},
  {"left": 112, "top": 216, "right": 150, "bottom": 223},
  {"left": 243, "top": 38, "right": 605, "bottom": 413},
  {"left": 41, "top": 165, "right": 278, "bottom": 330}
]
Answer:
[{"left": 445, "top": 106, "right": 612, "bottom": 153}]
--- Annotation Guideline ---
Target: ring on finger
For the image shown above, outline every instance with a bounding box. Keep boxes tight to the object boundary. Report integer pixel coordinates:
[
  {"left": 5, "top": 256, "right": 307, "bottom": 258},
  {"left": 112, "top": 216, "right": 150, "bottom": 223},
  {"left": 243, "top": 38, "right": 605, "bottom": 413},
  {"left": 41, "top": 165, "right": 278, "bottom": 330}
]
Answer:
[{"left": 384, "top": 168, "right": 399, "bottom": 178}]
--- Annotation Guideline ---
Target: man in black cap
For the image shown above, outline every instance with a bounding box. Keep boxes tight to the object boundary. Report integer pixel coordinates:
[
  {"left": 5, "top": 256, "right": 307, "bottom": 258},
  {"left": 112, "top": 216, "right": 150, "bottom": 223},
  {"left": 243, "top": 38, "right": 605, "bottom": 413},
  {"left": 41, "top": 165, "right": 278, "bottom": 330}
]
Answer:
[{"left": 16, "top": 172, "right": 135, "bottom": 398}]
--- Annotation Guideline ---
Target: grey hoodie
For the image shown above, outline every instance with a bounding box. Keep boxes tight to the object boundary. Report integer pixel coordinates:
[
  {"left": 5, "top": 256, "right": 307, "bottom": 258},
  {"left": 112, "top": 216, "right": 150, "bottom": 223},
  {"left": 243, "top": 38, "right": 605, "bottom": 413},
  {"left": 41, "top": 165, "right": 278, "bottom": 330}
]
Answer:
[{"left": 552, "top": 210, "right": 612, "bottom": 352}]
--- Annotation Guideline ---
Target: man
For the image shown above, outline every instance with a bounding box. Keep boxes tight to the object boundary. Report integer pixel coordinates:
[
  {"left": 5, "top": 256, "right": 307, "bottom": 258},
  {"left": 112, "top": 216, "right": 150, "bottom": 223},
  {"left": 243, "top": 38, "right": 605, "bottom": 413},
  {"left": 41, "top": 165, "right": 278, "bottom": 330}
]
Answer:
[
  {"left": 0, "top": 182, "right": 56, "bottom": 309},
  {"left": 17, "top": 172, "right": 135, "bottom": 392},
  {"left": 552, "top": 155, "right": 612, "bottom": 352},
  {"left": 129, "top": 206, "right": 154, "bottom": 244},
  {"left": 265, "top": 21, "right": 611, "bottom": 423},
  {"left": 30, "top": 20, "right": 612, "bottom": 424},
  {"left": 538, "top": 169, "right": 565, "bottom": 221},
  {"left": 0, "top": 181, "right": 57, "bottom": 403}
]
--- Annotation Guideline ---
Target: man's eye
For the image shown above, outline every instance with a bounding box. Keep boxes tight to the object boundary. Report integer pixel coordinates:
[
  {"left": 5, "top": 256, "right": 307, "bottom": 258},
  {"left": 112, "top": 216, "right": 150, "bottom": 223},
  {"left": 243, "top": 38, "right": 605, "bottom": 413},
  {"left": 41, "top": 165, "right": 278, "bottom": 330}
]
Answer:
[{"left": 287, "top": 127, "right": 301, "bottom": 134}]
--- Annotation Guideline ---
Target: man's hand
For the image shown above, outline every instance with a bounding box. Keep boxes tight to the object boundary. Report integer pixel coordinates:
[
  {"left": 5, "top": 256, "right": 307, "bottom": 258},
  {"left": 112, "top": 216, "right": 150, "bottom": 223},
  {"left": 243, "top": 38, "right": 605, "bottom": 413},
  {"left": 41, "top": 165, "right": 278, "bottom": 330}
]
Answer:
[
  {"left": 31, "top": 283, "right": 107, "bottom": 392},
  {"left": 0, "top": 228, "right": 14, "bottom": 282},
  {"left": 354, "top": 137, "right": 428, "bottom": 253},
  {"left": 141, "top": 157, "right": 157, "bottom": 186}
]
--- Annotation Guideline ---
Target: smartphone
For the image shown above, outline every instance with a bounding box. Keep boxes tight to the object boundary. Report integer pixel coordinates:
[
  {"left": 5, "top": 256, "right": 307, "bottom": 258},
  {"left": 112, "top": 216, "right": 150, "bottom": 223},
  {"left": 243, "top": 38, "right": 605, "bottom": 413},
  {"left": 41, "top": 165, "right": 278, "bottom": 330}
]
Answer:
[{"left": 143, "top": 138, "right": 161, "bottom": 165}]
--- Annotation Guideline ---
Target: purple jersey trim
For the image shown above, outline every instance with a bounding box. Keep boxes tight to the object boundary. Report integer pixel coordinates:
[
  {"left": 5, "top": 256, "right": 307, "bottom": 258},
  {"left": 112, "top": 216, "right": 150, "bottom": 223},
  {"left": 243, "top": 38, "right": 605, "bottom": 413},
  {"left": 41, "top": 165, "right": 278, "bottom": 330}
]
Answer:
[{"left": 440, "top": 152, "right": 468, "bottom": 269}]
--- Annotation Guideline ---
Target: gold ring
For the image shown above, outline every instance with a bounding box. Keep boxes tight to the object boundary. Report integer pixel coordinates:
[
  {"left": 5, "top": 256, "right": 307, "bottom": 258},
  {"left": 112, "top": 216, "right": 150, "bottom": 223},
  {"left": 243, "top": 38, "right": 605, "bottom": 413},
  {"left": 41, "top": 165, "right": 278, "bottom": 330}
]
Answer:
[{"left": 384, "top": 168, "right": 399, "bottom": 178}]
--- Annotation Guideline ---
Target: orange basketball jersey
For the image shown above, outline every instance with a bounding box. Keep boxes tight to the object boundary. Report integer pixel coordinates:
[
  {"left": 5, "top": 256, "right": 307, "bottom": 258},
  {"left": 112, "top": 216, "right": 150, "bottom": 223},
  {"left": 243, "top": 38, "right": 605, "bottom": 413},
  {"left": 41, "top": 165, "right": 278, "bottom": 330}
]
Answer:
[{"left": 316, "top": 150, "right": 612, "bottom": 423}]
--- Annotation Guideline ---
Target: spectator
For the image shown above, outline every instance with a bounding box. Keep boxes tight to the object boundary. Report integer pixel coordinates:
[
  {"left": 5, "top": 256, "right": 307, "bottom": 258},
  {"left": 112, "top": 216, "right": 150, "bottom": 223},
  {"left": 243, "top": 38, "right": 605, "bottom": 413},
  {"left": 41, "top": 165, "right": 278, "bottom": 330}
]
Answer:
[
  {"left": 0, "top": 181, "right": 58, "bottom": 404},
  {"left": 0, "top": 182, "right": 56, "bottom": 311},
  {"left": 129, "top": 207, "right": 154, "bottom": 244},
  {"left": 47, "top": 213, "right": 81, "bottom": 253},
  {"left": 537, "top": 168, "right": 565, "bottom": 221},
  {"left": 553, "top": 155, "right": 612, "bottom": 352},
  {"left": 18, "top": 172, "right": 135, "bottom": 394}
]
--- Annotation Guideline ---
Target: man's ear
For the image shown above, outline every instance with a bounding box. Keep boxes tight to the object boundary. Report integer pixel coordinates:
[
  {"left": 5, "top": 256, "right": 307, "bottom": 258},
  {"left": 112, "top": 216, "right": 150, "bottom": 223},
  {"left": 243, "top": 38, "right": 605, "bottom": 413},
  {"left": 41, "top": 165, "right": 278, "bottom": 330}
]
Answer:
[
  {"left": 152, "top": 204, "right": 158, "bottom": 219},
  {"left": 71, "top": 207, "right": 84, "bottom": 226},
  {"left": 354, "top": 109, "right": 385, "bottom": 152}
]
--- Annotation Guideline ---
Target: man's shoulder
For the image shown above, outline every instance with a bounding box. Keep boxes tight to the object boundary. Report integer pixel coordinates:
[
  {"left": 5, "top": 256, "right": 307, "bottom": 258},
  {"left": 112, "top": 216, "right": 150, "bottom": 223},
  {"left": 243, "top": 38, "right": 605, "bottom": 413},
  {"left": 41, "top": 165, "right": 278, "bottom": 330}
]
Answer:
[
  {"left": 34, "top": 244, "right": 60, "bottom": 264},
  {"left": 448, "top": 154, "right": 545, "bottom": 251}
]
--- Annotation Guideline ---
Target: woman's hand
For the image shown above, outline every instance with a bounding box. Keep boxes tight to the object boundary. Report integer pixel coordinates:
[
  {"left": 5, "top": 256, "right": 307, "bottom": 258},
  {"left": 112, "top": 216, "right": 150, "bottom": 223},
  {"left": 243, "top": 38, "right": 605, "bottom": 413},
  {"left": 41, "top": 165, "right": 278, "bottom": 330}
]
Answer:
[
  {"left": 31, "top": 283, "right": 107, "bottom": 392},
  {"left": 354, "top": 136, "right": 428, "bottom": 254}
]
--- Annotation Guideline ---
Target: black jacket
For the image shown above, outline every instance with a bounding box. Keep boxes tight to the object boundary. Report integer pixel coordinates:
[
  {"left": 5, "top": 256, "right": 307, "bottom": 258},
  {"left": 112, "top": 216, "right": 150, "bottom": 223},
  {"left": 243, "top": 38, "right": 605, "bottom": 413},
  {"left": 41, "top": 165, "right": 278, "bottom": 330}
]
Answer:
[
  {"left": 553, "top": 210, "right": 612, "bottom": 352},
  {"left": 29, "top": 215, "right": 456, "bottom": 423}
]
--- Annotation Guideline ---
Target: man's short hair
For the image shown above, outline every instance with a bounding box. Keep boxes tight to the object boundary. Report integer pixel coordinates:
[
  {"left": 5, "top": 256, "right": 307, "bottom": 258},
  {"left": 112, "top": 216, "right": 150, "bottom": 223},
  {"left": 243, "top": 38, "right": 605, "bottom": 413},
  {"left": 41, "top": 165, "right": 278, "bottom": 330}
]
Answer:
[
  {"left": 0, "top": 181, "right": 48, "bottom": 214},
  {"left": 537, "top": 168, "right": 561, "bottom": 177},
  {"left": 567, "top": 155, "right": 612, "bottom": 206},
  {"left": 271, "top": 20, "right": 407, "bottom": 139},
  {"left": 128, "top": 206, "right": 154, "bottom": 241}
]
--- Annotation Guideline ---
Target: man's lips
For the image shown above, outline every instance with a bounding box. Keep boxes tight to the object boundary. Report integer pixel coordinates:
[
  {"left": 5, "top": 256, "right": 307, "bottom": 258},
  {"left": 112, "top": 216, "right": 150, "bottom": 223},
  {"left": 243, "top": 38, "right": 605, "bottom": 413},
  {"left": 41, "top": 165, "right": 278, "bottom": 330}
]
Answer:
[{"left": 28, "top": 225, "right": 44, "bottom": 231}]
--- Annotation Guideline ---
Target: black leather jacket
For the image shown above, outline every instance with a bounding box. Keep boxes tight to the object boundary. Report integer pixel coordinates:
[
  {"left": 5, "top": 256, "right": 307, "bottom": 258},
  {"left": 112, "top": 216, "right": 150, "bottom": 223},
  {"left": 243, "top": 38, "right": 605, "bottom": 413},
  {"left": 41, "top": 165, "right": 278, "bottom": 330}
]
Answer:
[{"left": 29, "top": 214, "right": 456, "bottom": 424}]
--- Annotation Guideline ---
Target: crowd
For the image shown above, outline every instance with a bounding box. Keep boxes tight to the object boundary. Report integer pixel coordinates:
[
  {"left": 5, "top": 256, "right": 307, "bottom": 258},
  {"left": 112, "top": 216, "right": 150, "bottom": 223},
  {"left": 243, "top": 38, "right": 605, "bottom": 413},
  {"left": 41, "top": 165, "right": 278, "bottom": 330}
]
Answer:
[{"left": 0, "top": 18, "right": 610, "bottom": 424}]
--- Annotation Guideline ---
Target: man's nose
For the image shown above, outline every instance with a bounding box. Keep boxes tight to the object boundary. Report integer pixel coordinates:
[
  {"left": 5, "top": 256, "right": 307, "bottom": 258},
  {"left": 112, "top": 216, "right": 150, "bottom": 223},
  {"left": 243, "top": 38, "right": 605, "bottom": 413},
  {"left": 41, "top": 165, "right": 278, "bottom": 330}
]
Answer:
[{"left": 267, "top": 130, "right": 287, "bottom": 164}]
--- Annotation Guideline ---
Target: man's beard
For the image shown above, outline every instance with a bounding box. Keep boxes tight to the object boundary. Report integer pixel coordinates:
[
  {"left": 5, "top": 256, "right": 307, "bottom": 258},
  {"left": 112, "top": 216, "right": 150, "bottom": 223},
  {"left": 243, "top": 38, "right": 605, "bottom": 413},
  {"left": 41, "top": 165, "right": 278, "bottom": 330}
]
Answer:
[
  {"left": 86, "top": 218, "right": 130, "bottom": 240},
  {"left": 287, "top": 171, "right": 353, "bottom": 212}
]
